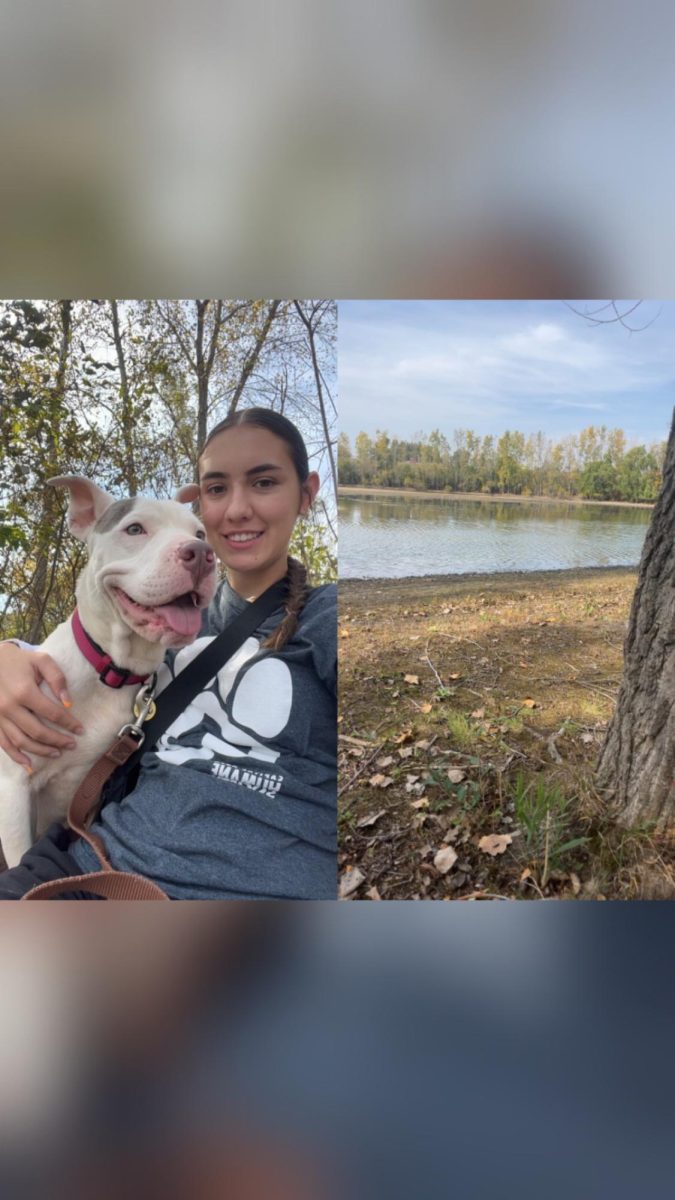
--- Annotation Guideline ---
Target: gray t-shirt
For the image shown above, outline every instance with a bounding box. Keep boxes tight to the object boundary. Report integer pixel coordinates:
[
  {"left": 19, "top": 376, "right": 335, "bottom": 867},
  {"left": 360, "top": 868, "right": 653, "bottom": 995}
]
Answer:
[{"left": 72, "top": 580, "right": 337, "bottom": 899}]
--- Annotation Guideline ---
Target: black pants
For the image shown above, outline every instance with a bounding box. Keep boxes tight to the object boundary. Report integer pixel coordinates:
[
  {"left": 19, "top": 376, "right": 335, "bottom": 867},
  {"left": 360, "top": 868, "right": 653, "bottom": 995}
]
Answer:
[{"left": 0, "top": 822, "right": 95, "bottom": 899}]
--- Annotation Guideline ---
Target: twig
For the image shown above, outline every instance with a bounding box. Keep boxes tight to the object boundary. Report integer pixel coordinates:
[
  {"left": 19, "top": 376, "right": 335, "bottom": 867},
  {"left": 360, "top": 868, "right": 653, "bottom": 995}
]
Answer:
[
  {"left": 339, "top": 734, "right": 376, "bottom": 747},
  {"left": 338, "top": 741, "right": 386, "bottom": 805},
  {"left": 423, "top": 646, "right": 445, "bottom": 688},
  {"left": 522, "top": 874, "right": 546, "bottom": 900},
  {"left": 459, "top": 891, "right": 511, "bottom": 901},
  {"left": 541, "top": 810, "right": 552, "bottom": 889}
]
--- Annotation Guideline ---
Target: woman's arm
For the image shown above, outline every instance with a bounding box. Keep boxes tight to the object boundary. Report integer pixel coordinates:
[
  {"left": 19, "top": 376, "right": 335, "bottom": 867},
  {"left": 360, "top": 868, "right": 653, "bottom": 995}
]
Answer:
[{"left": 0, "top": 642, "right": 84, "bottom": 769}]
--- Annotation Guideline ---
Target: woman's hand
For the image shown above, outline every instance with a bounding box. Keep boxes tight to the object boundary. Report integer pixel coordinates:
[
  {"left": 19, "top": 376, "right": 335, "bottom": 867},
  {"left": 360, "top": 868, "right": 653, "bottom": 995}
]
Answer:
[{"left": 0, "top": 643, "right": 84, "bottom": 771}]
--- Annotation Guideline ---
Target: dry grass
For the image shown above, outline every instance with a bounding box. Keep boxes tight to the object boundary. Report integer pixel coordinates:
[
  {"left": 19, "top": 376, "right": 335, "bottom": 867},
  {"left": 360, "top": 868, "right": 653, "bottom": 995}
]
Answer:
[{"left": 339, "top": 567, "right": 675, "bottom": 901}]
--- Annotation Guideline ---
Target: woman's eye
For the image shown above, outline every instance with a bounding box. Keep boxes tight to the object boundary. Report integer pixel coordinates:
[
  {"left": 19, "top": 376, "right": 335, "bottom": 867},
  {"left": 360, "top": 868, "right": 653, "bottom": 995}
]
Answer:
[
  {"left": 125, "top": 523, "right": 146, "bottom": 535},
  {"left": 205, "top": 484, "right": 225, "bottom": 496},
  {"left": 254, "top": 477, "right": 277, "bottom": 489}
]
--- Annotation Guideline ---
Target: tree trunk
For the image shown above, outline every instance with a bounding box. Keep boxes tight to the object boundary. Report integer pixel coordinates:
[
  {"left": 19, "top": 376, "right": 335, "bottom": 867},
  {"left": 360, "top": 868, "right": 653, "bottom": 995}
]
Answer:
[
  {"left": 293, "top": 301, "right": 337, "bottom": 503},
  {"left": 110, "top": 300, "right": 139, "bottom": 495},
  {"left": 596, "top": 407, "right": 675, "bottom": 830},
  {"left": 228, "top": 300, "right": 280, "bottom": 415},
  {"left": 27, "top": 300, "right": 72, "bottom": 642}
]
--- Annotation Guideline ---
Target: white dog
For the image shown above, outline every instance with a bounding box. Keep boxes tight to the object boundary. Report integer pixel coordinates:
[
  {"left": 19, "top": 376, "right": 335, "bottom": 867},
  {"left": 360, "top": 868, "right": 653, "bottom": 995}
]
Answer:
[{"left": 0, "top": 477, "right": 217, "bottom": 868}]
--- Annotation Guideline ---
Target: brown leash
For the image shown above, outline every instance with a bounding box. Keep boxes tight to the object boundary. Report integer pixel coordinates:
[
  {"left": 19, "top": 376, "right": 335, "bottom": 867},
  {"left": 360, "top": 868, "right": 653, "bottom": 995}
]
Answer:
[{"left": 21, "top": 682, "right": 170, "bottom": 901}]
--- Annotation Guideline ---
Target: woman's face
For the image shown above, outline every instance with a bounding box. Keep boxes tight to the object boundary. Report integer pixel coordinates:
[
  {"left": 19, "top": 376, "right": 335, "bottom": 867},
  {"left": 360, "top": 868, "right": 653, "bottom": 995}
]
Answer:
[{"left": 198, "top": 425, "right": 319, "bottom": 598}]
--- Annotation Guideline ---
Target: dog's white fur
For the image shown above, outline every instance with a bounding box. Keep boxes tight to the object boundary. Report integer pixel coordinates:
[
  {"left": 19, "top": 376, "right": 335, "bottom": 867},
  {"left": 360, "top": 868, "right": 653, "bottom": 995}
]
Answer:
[{"left": 0, "top": 477, "right": 216, "bottom": 868}]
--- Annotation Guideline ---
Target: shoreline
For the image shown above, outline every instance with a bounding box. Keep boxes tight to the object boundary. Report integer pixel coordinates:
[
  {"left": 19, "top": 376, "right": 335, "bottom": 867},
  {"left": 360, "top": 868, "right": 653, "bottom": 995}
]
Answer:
[
  {"left": 340, "top": 564, "right": 638, "bottom": 603},
  {"left": 338, "top": 485, "right": 654, "bottom": 510}
]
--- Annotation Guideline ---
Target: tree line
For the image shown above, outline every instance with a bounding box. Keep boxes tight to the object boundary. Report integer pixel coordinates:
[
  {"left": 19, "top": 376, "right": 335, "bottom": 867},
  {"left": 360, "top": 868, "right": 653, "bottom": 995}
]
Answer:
[
  {"left": 0, "top": 300, "right": 337, "bottom": 641},
  {"left": 339, "top": 425, "right": 667, "bottom": 503}
]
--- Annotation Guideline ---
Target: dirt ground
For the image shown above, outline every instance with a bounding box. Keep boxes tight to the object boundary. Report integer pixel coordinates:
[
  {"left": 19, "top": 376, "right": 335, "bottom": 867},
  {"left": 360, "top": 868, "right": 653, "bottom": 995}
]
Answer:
[{"left": 338, "top": 567, "right": 675, "bottom": 901}]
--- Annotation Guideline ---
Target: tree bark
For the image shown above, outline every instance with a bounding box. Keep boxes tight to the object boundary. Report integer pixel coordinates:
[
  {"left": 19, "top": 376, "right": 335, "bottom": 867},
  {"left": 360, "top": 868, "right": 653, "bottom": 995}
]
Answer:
[
  {"left": 27, "top": 300, "right": 72, "bottom": 642},
  {"left": 110, "top": 300, "right": 139, "bottom": 495},
  {"left": 596, "top": 407, "right": 675, "bottom": 829}
]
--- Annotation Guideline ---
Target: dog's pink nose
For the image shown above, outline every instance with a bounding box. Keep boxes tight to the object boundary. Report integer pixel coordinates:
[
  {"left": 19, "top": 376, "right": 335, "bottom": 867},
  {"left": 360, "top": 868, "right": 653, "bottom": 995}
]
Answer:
[{"left": 178, "top": 540, "right": 215, "bottom": 581}]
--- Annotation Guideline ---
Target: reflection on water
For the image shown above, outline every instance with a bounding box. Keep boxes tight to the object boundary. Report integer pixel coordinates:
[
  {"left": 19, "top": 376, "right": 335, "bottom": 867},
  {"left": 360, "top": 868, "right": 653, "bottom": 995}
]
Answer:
[{"left": 339, "top": 492, "right": 651, "bottom": 578}]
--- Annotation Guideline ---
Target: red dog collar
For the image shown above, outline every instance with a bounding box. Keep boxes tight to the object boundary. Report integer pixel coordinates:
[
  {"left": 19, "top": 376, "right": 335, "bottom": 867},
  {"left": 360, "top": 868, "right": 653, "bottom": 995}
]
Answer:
[{"left": 71, "top": 609, "right": 152, "bottom": 688}]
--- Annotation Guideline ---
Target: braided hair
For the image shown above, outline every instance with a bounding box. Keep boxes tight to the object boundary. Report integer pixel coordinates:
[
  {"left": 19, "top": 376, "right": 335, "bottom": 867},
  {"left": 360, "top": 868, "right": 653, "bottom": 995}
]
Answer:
[{"left": 199, "top": 408, "right": 312, "bottom": 651}]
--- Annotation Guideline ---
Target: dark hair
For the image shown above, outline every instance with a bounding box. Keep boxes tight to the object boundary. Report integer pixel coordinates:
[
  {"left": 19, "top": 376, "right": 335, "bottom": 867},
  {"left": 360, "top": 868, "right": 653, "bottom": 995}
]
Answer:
[
  {"left": 200, "top": 406, "right": 310, "bottom": 483},
  {"left": 199, "top": 406, "right": 311, "bottom": 651}
]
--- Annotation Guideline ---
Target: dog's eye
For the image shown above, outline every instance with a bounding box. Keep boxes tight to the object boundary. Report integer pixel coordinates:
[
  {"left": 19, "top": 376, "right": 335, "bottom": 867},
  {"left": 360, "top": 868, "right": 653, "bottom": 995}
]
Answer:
[
  {"left": 125, "top": 523, "right": 145, "bottom": 536},
  {"left": 195, "top": 529, "right": 206, "bottom": 541}
]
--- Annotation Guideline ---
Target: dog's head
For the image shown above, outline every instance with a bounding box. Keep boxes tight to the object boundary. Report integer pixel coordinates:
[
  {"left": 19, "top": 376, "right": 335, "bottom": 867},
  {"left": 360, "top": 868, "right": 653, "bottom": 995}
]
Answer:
[{"left": 49, "top": 477, "right": 218, "bottom": 648}]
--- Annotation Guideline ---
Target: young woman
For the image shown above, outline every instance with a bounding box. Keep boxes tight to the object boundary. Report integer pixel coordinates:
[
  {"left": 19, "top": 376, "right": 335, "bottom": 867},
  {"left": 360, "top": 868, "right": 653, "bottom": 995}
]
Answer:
[{"left": 0, "top": 408, "right": 337, "bottom": 899}]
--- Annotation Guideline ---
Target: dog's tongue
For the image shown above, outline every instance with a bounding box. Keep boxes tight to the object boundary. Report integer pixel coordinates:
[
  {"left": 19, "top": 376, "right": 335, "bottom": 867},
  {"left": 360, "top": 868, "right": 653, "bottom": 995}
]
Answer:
[{"left": 153, "top": 599, "right": 202, "bottom": 637}]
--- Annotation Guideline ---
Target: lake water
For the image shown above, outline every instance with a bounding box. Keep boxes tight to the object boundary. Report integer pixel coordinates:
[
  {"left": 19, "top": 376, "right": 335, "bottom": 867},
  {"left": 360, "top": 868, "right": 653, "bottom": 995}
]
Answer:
[{"left": 339, "top": 492, "right": 651, "bottom": 579}]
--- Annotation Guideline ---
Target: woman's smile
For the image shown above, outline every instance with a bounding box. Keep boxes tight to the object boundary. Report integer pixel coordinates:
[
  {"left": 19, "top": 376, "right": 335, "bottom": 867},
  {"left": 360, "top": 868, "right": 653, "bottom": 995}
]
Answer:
[{"left": 198, "top": 425, "right": 319, "bottom": 596}]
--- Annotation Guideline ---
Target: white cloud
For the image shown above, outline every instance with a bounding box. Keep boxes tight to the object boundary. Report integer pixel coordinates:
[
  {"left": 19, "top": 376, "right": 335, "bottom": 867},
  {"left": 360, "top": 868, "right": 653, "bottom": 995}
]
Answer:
[{"left": 339, "top": 302, "right": 675, "bottom": 440}]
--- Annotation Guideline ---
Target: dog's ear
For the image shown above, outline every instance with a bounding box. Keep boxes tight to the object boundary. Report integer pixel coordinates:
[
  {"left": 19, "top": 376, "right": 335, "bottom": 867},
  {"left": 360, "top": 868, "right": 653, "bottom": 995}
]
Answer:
[
  {"left": 174, "top": 484, "right": 200, "bottom": 505},
  {"left": 47, "top": 476, "right": 116, "bottom": 541}
]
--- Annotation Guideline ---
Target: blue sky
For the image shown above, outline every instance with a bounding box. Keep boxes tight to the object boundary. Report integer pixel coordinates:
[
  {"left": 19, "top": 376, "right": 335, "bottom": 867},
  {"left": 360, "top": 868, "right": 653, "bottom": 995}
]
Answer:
[{"left": 338, "top": 301, "right": 675, "bottom": 447}]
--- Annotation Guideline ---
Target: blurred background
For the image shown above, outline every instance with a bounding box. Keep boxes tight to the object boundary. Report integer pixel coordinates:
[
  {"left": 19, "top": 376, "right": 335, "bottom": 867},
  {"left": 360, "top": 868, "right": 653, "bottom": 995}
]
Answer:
[
  {"left": 0, "top": 1, "right": 672, "bottom": 297},
  {"left": 1, "top": 904, "right": 674, "bottom": 1198}
]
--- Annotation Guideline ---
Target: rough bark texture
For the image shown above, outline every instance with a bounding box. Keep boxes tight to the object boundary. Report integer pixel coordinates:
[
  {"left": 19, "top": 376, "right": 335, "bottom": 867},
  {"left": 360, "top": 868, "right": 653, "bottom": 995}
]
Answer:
[{"left": 596, "top": 408, "right": 675, "bottom": 829}]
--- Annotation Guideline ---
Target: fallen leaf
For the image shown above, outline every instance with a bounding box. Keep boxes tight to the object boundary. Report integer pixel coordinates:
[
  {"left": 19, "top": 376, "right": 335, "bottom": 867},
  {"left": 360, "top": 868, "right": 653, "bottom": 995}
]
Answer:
[
  {"left": 395, "top": 729, "right": 414, "bottom": 744},
  {"left": 414, "top": 738, "right": 432, "bottom": 750},
  {"left": 339, "top": 629, "right": 350, "bottom": 639},
  {"left": 434, "top": 846, "right": 459, "bottom": 874},
  {"left": 339, "top": 868, "right": 366, "bottom": 898},
  {"left": 471, "top": 708, "right": 485, "bottom": 719},
  {"left": 448, "top": 672, "right": 461, "bottom": 680},
  {"left": 522, "top": 699, "right": 537, "bottom": 709},
  {"left": 580, "top": 732, "right": 594, "bottom": 745},
  {"left": 377, "top": 755, "right": 395, "bottom": 768},
  {"left": 411, "top": 797, "right": 429, "bottom": 809},
  {"left": 404, "top": 674, "right": 420, "bottom": 685},
  {"left": 519, "top": 661, "right": 530, "bottom": 669},
  {"left": 520, "top": 867, "right": 532, "bottom": 882},
  {"left": 447, "top": 768, "right": 466, "bottom": 783},
  {"left": 398, "top": 746, "right": 414, "bottom": 759},
  {"left": 478, "top": 833, "right": 513, "bottom": 856},
  {"left": 419, "top": 701, "right": 433, "bottom": 713},
  {"left": 405, "top": 774, "right": 420, "bottom": 784},
  {"left": 357, "top": 810, "right": 386, "bottom": 829},
  {"left": 369, "top": 774, "right": 394, "bottom": 788},
  {"left": 570, "top": 872, "right": 582, "bottom": 896},
  {"left": 366, "top": 886, "right": 382, "bottom": 901}
]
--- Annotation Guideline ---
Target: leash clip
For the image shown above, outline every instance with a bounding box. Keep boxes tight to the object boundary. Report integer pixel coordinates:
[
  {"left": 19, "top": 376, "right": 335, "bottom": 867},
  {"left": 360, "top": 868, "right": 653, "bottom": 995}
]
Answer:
[
  {"left": 117, "top": 675, "right": 158, "bottom": 741},
  {"left": 131, "top": 675, "right": 158, "bottom": 725}
]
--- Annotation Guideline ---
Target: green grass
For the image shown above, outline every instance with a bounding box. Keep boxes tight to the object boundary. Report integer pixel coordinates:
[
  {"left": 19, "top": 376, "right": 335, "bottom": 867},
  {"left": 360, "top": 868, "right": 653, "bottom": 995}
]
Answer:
[
  {"left": 445, "top": 710, "right": 473, "bottom": 747},
  {"left": 511, "top": 771, "right": 588, "bottom": 885}
]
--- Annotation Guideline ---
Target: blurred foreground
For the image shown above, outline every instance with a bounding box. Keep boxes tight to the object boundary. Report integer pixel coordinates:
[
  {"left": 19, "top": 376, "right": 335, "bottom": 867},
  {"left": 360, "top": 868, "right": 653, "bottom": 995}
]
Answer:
[
  {"left": 1, "top": 2, "right": 672, "bottom": 295},
  {"left": 1, "top": 903, "right": 673, "bottom": 1198}
]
